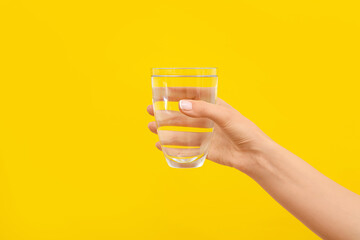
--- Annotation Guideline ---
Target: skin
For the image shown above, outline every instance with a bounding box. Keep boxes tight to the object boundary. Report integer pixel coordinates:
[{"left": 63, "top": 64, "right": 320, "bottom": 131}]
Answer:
[{"left": 147, "top": 98, "right": 360, "bottom": 240}]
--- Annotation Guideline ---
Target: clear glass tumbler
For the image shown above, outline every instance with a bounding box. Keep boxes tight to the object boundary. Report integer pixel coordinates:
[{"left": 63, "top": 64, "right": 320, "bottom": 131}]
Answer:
[{"left": 152, "top": 68, "right": 218, "bottom": 168}]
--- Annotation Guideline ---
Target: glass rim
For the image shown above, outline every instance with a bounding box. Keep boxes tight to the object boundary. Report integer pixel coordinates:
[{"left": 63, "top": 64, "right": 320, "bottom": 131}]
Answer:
[
  {"left": 152, "top": 67, "right": 217, "bottom": 69},
  {"left": 152, "top": 67, "right": 217, "bottom": 77}
]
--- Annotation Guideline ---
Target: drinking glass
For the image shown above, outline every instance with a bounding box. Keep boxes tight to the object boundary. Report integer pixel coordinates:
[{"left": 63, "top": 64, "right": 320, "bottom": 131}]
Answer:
[{"left": 151, "top": 68, "right": 218, "bottom": 168}]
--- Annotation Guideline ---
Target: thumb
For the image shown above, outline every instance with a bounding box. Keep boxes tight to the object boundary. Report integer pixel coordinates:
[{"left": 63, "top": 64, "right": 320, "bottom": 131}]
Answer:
[{"left": 179, "top": 100, "right": 233, "bottom": 127}]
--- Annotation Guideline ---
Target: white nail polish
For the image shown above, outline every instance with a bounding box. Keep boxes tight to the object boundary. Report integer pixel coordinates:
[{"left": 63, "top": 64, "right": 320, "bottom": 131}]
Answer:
[{"left": 180, "top": 100, "right": 192, "bottom": 110}]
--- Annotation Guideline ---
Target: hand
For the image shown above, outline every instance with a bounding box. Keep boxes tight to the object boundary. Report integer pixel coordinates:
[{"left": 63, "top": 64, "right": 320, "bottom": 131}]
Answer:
[{"left": 147, "top": 98, "right": 274, "bottom": 174}]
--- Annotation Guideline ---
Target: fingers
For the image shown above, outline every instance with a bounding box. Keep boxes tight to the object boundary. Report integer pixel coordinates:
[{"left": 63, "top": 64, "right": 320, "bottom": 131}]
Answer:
[
  {"left": 179, "top": 100, "right": 234, "bottom": 128},
  {"left": 148, "top": 107, "right": 159, "bottom": 150},
  {"left": 155, "top": 142, "right": 162, "bottom": 150},
  {"left": 155, "top": 110, "right": 213, "bottom": 128},
  {"left": 148, "top": 121, "right": 157, "bottom": 134},
  {"left": 147, "top": 105, "right": 154, "bottom": 116},
  {"left": 157, "top": 130, "right": 212, "bottom": 146},
  {"left": 152, "top": 87, "right": 216, "bottom": 102}
]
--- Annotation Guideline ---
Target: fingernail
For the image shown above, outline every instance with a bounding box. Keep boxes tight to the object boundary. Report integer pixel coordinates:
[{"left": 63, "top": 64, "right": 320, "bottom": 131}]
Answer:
[{"left": 180, "top": 100, "right": 192, "bottom": 110}]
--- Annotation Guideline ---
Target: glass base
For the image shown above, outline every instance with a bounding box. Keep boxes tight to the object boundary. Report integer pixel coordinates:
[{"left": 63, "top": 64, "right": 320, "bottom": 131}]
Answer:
[{"left": 165, "top": 155, "right": 206, "bottom": 168}]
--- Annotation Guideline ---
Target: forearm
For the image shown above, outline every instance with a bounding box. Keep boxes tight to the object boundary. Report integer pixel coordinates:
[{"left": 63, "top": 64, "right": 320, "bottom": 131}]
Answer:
[{"left": 245, "top": 140, "right": 360, "bottom": 240}]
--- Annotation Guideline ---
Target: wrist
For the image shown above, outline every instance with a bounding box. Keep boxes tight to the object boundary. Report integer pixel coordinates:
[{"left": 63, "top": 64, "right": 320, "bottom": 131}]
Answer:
[{"left": 233, "top": 137, "right": 284, "bottom": 179}]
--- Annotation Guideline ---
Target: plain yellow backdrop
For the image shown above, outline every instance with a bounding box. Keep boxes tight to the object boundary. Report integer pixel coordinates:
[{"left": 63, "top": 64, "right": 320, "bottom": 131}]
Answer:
[{"left": 0, "top": 0, "right": 359, "bottom": 239}]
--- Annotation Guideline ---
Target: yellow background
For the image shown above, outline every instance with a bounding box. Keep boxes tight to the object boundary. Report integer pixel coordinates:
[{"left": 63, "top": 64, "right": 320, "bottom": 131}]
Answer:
[{"left": 0, "top": 0, "right": 359, "bottom": 239}]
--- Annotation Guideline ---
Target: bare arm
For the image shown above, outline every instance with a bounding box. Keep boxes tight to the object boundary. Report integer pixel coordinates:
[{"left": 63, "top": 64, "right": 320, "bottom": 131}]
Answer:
[
  {"left": 147, "top": 98, "right": 360, "bottom": 239},
  {"left": 248, "top": 140, "right": 360, "bottom": 240}
]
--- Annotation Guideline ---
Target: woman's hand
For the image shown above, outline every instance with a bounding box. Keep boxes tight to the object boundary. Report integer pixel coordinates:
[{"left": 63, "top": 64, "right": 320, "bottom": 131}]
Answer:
[{"left": 147, "top": 98, "right": 274, "bottom": 174}]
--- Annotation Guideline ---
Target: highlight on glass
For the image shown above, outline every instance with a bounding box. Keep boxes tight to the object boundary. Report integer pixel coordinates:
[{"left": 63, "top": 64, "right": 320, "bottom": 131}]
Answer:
[{"left": 151, "top": 68, "right": 218, "bottom": 168}]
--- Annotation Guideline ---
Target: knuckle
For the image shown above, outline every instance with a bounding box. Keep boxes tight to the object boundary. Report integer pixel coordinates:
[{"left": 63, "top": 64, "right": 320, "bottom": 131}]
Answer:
[{"left": 219, "top": 108, "right": 235, "bottom": 127}]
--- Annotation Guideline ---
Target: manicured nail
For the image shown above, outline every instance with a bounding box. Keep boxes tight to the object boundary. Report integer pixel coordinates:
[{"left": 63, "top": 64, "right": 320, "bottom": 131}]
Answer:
[{"left": 179, "top": 100, "right": 192, "bottom": 110}]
